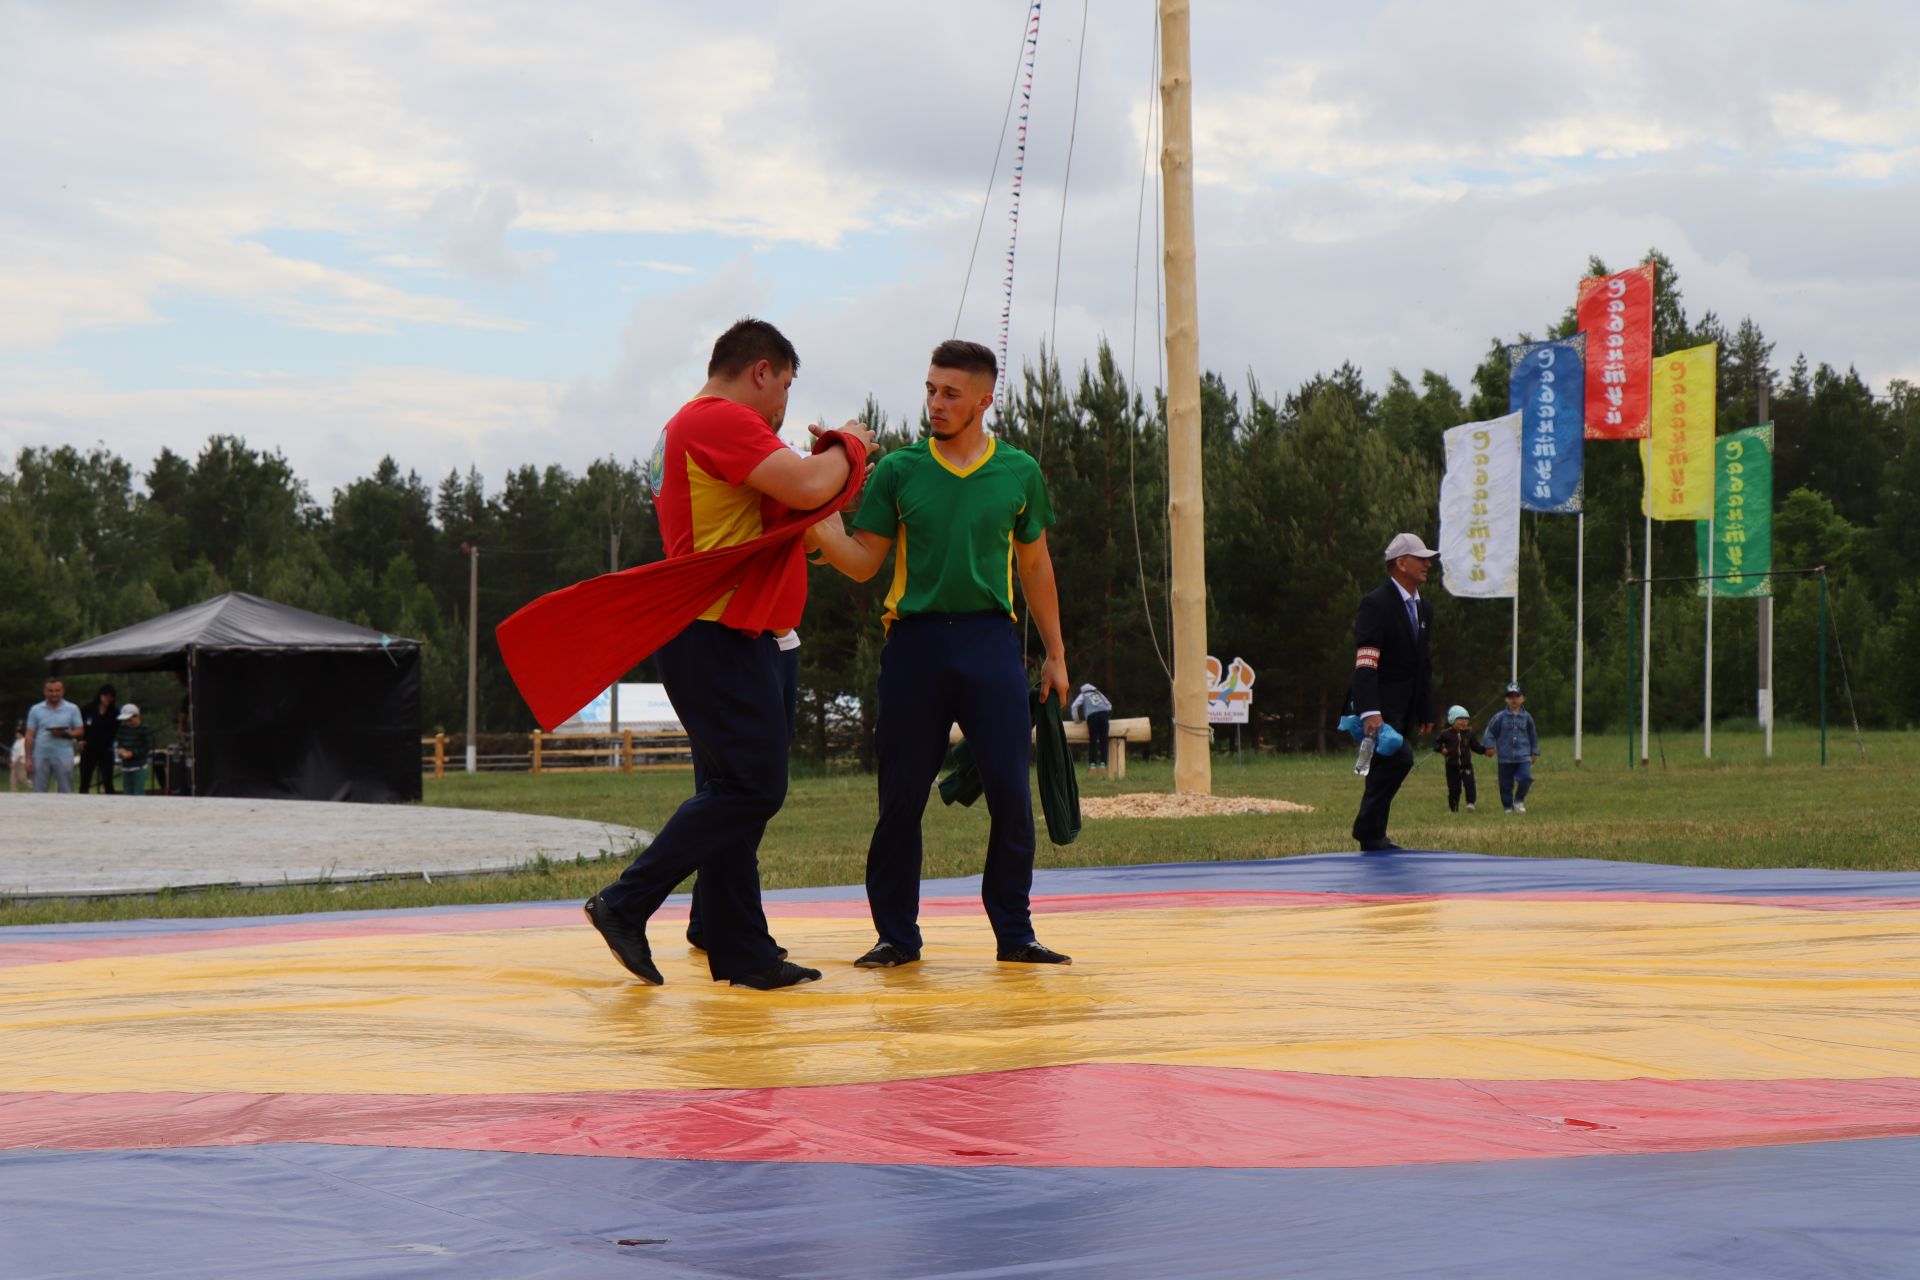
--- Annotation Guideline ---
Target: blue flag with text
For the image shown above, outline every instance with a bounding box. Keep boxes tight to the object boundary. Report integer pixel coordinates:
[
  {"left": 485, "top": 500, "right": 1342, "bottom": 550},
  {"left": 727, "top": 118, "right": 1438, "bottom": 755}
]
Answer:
[{"left": 1508, "top": 336, "right": 1586, "bottom": 514}]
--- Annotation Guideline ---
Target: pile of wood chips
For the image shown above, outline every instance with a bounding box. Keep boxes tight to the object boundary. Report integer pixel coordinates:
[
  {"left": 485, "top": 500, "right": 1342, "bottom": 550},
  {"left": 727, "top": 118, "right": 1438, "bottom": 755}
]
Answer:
[{"left": 1080, "top": 793, "right": 1313, "bottom": 820}]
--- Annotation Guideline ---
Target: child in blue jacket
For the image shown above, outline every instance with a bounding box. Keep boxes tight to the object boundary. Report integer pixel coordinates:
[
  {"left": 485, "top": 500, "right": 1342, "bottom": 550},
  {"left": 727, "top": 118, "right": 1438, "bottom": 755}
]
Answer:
[{"left": 1481, "top": 682, "right": 1540, "bottom": 813}]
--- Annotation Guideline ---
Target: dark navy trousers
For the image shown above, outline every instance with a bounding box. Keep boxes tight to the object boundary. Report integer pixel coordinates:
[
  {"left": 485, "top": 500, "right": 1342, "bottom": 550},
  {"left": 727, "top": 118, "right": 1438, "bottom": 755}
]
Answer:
[
  {"left": 1351, "top": 738, "right": 1414, "bottom": 847},
  {"left": 866, "top": 612, "right": 1037, "bottom": 953},
  {"left": 597, "top": 622, "right": 784, "bottom": 981},
  {"left": 686, "top": 644, "right": 799, "bottom": 945}
]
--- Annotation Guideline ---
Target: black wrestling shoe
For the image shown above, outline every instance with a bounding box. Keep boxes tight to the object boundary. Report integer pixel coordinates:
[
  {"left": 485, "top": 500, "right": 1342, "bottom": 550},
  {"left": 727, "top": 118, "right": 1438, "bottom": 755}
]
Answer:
[
  {"left": 997, "top": 941, "right": 1072, "bottom": 965},
  {"left": 687, "top": 931, "right": 787, "bottom": 961},
  {"left": 584, "top": 894, "right": 663, "bottom": 985},
  {"left": 853, "top": 941, "right": 922, "bottom": 968},
  {"left": 1358, "top": 840, "right": 1405, "bottom": 853},
  {"left": 731, "top": 961, "right": 822, "bottom": 990}
]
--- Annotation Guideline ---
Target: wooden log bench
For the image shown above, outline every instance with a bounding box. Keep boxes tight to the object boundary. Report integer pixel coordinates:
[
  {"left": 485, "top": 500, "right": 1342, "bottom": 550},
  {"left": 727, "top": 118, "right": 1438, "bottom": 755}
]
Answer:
[{"left": 947, "top": 715, "right": 1153, "bottom": 780}]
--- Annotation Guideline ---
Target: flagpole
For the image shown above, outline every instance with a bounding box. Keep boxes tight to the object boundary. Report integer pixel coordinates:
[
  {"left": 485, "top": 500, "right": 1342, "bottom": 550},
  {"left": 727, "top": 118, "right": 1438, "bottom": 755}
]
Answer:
[
  {"left": 1704, "top": 513, "right": 1714, "bottom": 758},
  {"left": 1764, "top": 595, "right": 1774, "bottom": 757},
  {"left": 1510, "top": 590, "right": 1519, "bottom": 685},
  {"left": 1573, "top": 511, "right": 1584, "bottom": 766},
  {"left": 1641, "top": 488, "right": 1652, "bottom": 766},
  {"left": 1756, "top": 380, "right": 1773, "bottom": 759}
]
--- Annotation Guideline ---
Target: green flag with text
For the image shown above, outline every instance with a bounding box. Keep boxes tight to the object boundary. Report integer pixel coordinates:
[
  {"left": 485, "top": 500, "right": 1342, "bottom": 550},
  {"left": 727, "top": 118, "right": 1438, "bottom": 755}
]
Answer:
[{"left": 1695, "top": 423, "right": 1773, "bottom": 598}]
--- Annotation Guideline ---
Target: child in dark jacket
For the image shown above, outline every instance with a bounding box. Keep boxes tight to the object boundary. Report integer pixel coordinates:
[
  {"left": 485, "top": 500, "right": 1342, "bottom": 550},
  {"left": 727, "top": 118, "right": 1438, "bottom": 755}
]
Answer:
[{"left": 1433, "top": 704, "right": 1492, "bottom": 812}]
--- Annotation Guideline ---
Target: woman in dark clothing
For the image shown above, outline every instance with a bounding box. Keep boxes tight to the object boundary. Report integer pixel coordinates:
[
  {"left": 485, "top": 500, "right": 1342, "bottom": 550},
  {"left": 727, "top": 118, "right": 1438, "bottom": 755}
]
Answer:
[{"left": 79, "top": 684, "right": 119, "bottom": 794}]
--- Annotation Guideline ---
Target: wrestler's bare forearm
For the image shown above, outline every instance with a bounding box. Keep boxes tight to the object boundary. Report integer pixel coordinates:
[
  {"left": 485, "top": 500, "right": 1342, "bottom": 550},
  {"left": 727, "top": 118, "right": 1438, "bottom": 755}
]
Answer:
[{"left": 810, "top": 513, "right": 892, "bottom": 582}]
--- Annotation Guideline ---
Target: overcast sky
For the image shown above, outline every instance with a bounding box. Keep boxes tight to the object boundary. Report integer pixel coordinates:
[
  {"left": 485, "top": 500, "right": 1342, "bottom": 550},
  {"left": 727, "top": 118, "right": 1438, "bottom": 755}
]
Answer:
[{"left": 4, "top": 1, "right": 1916, "bottom": 500}]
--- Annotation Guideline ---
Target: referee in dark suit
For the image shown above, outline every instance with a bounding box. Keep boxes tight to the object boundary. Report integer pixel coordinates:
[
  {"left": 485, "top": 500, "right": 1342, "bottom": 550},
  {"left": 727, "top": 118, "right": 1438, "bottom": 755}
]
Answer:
[{"left": 1348, "top": 532, "right": 1439, "bottom": 852}]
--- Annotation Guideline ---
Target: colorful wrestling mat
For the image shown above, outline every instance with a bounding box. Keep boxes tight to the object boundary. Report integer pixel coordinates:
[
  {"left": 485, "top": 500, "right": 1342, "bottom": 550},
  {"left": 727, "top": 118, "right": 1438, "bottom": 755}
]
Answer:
[{"left": 5, "top": 851, "right": 1920, "bottom": 1278}]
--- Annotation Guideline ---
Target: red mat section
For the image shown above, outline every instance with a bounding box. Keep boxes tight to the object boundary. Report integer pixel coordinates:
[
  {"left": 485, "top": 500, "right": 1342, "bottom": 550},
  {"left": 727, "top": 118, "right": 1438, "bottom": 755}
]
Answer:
[{"left": 11, "top": 1067, "right": 1920, "bottom": 1168}]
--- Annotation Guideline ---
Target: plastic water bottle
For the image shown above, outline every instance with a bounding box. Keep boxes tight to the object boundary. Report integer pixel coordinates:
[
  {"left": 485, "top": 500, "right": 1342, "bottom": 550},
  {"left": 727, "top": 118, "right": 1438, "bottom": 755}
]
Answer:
[{"left": 1353, "top": 728, "right": 1379, "bottom": 776}]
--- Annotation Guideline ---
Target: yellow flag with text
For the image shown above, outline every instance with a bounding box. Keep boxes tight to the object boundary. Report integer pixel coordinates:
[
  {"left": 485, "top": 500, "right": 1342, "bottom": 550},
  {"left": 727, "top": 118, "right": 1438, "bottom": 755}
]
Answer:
[{"left": 1639, "top": 343, "right": 1717, "bottom": 520}]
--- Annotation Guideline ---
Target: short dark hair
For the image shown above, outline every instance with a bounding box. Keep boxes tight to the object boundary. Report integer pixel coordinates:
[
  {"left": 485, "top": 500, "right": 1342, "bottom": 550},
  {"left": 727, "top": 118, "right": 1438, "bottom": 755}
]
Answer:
[
  {"left": 708, "top": 318, "right": 800, "bottom": 379},
  {"left": 929, "top": 339, "right": 996, "bottom": 382}
]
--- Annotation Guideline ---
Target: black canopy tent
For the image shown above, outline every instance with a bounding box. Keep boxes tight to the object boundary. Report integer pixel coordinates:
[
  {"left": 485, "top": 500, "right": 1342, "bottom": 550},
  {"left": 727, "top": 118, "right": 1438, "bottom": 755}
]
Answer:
[{"left": 46, "top": 592, "right": 422, "bottom": 802}]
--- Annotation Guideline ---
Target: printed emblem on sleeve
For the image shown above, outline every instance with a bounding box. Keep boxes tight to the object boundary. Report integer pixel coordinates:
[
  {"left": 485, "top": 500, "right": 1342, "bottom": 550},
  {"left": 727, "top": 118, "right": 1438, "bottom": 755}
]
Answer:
[{"left": 1354, "top": 646, "right": 1381, "bottom": 670}]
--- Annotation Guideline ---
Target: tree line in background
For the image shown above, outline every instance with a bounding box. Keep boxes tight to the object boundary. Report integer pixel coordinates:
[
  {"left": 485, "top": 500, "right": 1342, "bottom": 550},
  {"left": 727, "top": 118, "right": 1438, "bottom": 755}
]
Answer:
[{"left": 5, "top": 250, "right": 1917, "bottom": 762}]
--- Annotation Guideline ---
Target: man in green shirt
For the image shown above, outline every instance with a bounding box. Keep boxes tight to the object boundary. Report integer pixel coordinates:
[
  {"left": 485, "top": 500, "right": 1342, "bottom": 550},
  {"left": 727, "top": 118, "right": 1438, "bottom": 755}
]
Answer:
[{"left": 811, "top": 340, "right": 1073, "bottom": 968}]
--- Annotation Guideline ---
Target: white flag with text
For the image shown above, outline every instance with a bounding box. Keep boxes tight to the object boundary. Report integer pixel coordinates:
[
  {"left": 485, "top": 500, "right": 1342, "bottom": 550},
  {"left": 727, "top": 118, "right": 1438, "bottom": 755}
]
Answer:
[{"left": 1439, "top": 412, "right": 1522, "bottom": 598}]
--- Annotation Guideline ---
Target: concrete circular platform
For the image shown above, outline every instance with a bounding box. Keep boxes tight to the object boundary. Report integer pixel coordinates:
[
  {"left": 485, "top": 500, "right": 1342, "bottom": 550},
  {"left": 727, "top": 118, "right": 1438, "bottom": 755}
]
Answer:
[{"left": 0, "top": 794, "right": 648, "bottom": 899}]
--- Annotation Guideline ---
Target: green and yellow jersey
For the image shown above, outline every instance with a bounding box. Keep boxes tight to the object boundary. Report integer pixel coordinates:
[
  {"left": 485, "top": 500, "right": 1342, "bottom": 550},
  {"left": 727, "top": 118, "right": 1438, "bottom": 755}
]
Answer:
[{"left": 850, "top": 435, "right": 1053, "bottom": 627}]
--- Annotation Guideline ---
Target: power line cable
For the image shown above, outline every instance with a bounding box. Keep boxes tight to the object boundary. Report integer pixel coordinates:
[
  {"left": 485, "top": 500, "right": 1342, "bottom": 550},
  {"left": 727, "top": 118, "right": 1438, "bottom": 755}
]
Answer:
[
  {"left": 1823, "top": 571, "right": 1869, "bottom": 761},
  {"left": 1127, "top": 6, "right": 1171, "bottom": 681},
  {"left": 1033, "top": 0, "right": 1091, "bottom": 469}
]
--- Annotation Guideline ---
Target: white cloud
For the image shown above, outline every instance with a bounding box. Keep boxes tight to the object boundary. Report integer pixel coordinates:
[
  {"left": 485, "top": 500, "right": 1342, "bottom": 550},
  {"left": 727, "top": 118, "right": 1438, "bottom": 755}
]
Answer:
[
  {"left": 553, "top": 254, "right": 775, "bottom": 463},
  {"left": 419, "top": 186, "right": 549, "bottom": 283}
]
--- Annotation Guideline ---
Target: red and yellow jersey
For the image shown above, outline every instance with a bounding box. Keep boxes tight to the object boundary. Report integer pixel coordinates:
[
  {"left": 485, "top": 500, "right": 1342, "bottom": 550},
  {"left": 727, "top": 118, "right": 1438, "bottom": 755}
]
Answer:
[{"left": 652, "top": 396, "right": 795, "bottom": 623}]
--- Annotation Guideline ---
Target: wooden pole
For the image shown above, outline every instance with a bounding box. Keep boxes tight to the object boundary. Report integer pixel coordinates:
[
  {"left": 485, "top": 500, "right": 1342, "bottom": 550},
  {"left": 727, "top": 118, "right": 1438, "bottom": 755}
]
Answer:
[
  {"left": 1160, "top": 0, "right": 1211, "bottom": 796},
  {"left": 465, "top": 543, "right": 479, "bottom": 774}
]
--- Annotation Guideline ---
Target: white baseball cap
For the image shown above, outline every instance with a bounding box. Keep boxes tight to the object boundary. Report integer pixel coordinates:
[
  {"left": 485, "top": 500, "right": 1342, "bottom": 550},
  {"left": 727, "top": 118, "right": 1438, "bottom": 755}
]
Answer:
[
  {"left": 1383, "top": 532, "right": 1439, "bottom": 561},
  {"left": 118, "top": 703, "right": 141, "bottom": 720}
]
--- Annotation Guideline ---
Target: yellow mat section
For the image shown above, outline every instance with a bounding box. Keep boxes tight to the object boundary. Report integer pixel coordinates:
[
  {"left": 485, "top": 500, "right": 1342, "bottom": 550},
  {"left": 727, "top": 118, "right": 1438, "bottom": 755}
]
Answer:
[{"left": 7, "top": 899, "right": 1919, "bottom": 1094}]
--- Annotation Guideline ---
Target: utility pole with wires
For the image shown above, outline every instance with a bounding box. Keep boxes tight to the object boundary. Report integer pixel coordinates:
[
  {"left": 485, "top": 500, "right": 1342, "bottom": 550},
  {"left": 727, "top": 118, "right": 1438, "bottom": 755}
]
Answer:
[
  {"left": 1160, "top": 0, "right": 1211, "bottom": 796},
  {"left": 608, "top": 520, "right": 622, "bottom": 736}
]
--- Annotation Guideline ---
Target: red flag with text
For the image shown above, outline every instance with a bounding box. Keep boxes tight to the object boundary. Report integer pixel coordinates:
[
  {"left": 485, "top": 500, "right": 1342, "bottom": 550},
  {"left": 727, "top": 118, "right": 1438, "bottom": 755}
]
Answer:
[{"left": 1576, "top": 264, "right": 1655, "bottom": 440}]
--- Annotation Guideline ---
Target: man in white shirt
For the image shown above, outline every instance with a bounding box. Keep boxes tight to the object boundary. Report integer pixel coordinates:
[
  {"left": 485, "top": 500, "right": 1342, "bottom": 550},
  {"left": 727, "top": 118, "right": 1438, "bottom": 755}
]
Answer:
[{"left": 24, "top": 678, "right": 85, "bottom": 794}]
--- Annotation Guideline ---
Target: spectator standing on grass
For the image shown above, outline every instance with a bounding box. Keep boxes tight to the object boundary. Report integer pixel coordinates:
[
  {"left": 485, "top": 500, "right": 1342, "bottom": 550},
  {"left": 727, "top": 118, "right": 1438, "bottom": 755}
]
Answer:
[
  {"left": 116, "top": 703, "right": 153, "bottom": 797},
  {"left": 9, "top": 723, "right": 25, "bottom": 791},
  {"left": 25, "top": 678, "right": 84, "bottom": 794},
  {"left": 1482, "top": 682, "right": 1540, "bottom": 814},
  {"left": 79, "top": 684, "right": 120, "bottom": 794},
  {"left": 1432, "top": 704, "right": 1492, "bottom": 813},
  {"left": 1070, "top": 684, "right": 1113, "bottom": 773}
]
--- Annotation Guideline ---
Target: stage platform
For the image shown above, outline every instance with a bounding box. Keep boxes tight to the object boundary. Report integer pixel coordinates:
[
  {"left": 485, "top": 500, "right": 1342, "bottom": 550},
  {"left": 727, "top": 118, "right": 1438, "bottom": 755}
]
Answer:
[
  {"left": 0, "top": 794, "right": 647, "bottom": 898},
  {"left": 4, "top": 851, "right": 1919, "bottom": 1277}
]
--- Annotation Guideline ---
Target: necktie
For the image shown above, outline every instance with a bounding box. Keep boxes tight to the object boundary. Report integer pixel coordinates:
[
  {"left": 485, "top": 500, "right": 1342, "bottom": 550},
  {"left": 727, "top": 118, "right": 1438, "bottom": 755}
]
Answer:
[{"left": 1406, "top": 596, "right": 1419, "bottom": 637}]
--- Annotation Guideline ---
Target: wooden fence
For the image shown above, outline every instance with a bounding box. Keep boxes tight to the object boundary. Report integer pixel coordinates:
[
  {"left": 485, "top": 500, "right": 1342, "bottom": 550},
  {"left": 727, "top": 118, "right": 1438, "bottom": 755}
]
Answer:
[{"left": 422, "top": 732, "right": 696, "bottom": 778}]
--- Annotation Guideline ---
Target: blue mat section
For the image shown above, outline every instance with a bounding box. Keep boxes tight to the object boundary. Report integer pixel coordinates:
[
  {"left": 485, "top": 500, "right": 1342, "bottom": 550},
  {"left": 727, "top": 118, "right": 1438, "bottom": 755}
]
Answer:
[
  {"left": 4, "top": 1137, "right": 1917, "bottom": 1279},
  {"left": 998, "top": 850, "right": 1920, "bottom": 901},
  {"left": 9, "top": 852, "right": 1918, "bottom": 947}
]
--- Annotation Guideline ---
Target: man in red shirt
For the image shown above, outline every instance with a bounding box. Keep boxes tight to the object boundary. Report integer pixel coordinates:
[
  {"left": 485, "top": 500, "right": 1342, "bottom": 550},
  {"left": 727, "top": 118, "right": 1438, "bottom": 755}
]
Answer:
[{"left": 585, "top": 319, "right": 873, "bottom": 991}]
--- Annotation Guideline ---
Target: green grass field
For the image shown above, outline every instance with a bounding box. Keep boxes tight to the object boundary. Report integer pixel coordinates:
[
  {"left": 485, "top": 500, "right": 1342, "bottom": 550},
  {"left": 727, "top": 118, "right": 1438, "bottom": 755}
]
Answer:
[{"left": 5, "top": 725, "right": 1913, "bottom": 926}]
